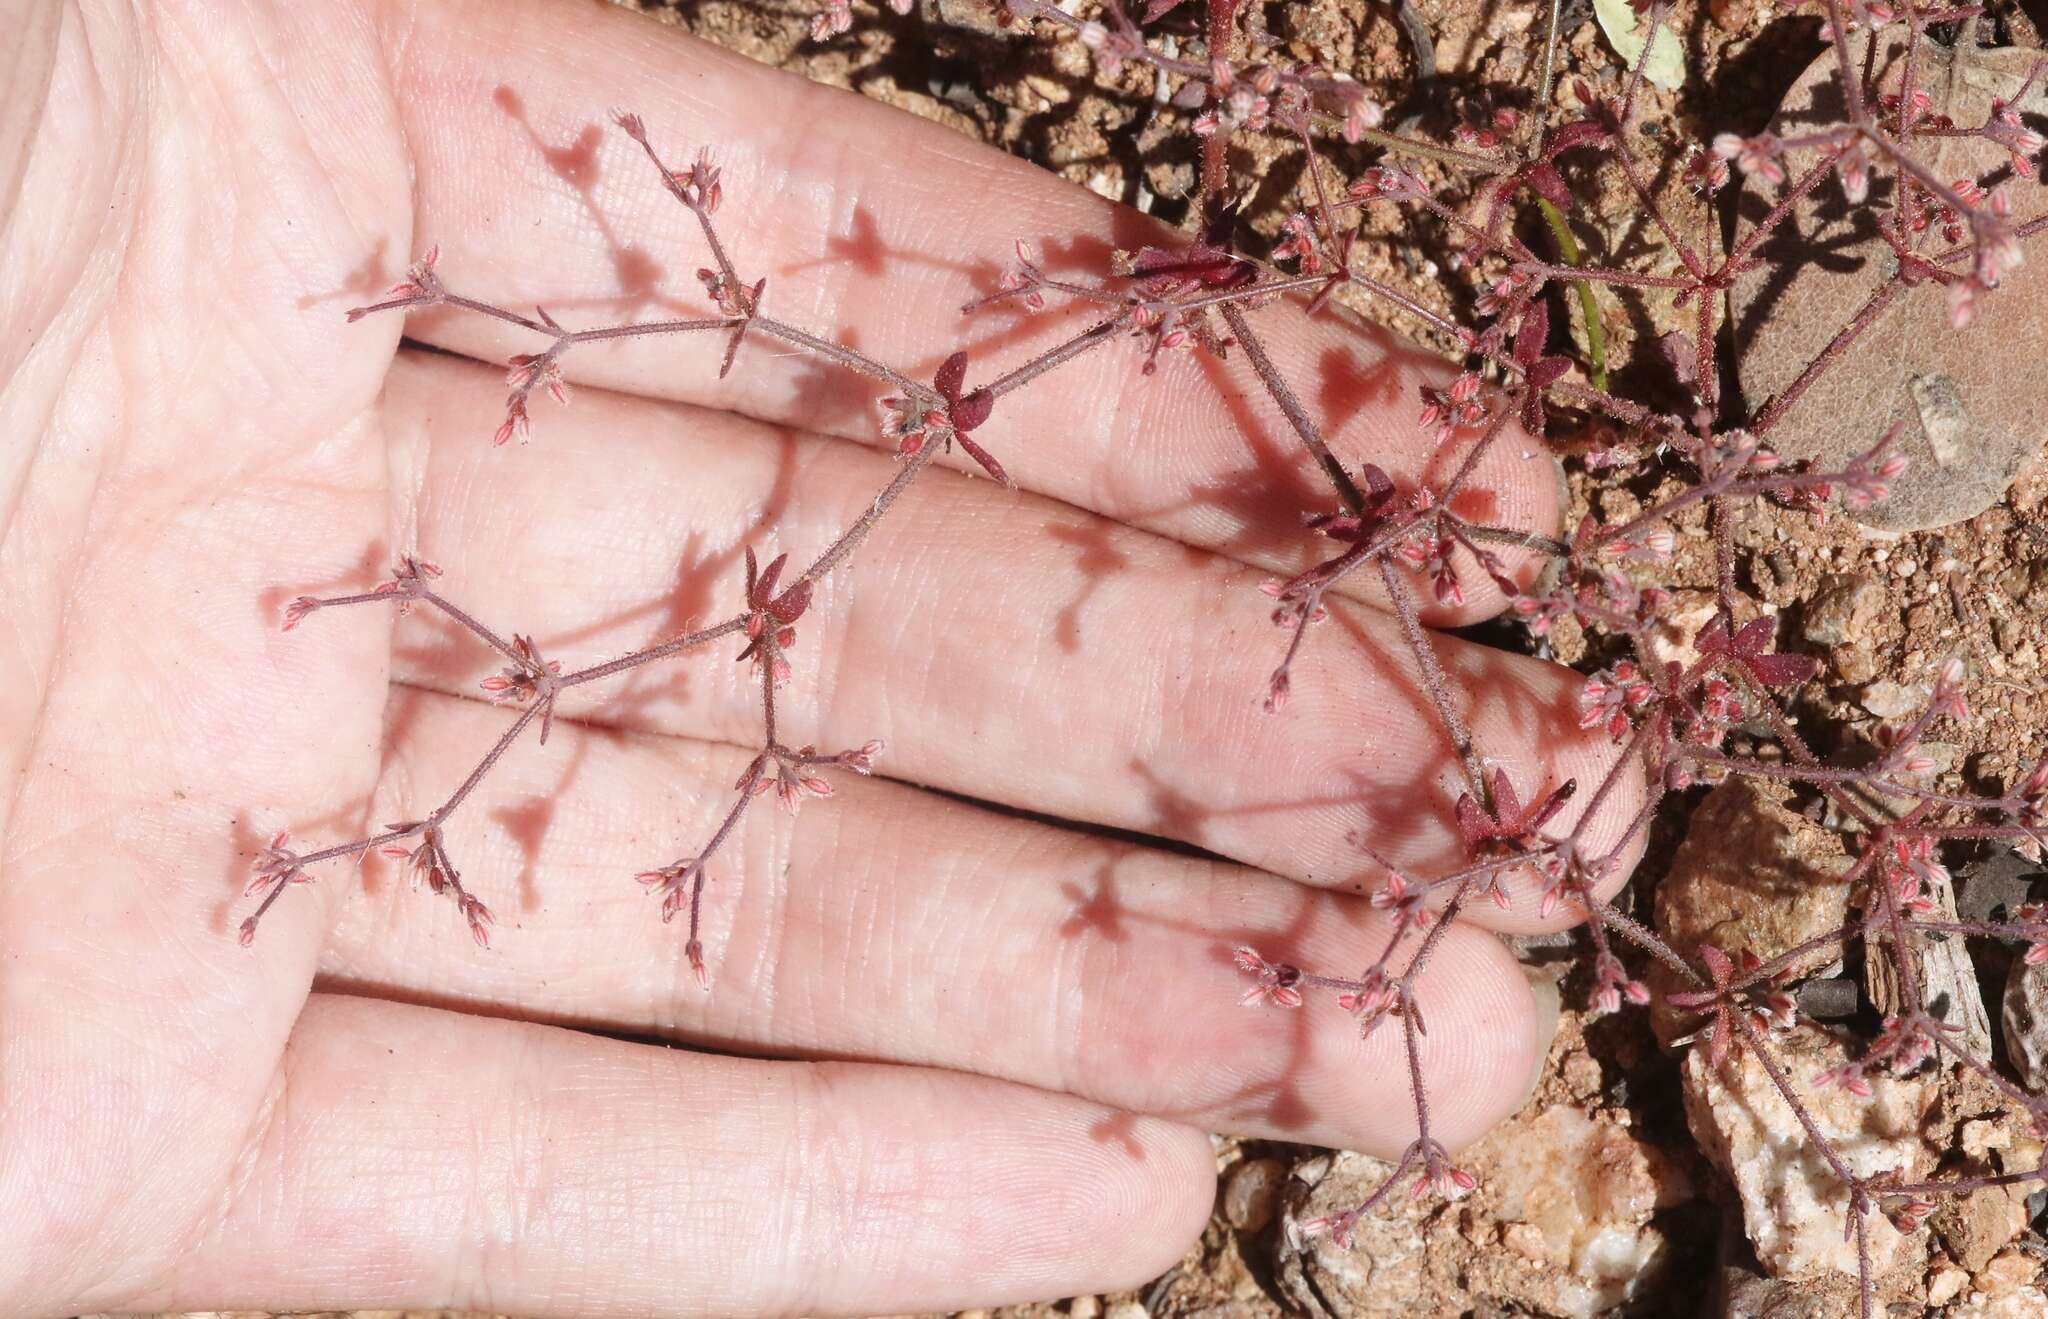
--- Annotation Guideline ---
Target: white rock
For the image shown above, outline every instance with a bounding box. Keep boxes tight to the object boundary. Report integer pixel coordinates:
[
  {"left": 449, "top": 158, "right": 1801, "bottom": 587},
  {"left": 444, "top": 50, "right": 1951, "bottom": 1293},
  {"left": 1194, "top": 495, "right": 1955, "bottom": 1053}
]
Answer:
[
  {"left": 1682, "top": 1031, "right": 1936, "bottom": 1279},
  {"left": 1275, "top": 1108, "right": 1682, "bottom": 1319},
  {"left": 1928, "top": 1263, "right": 1971, "bottom": 1306},
  {"left": 1947, "top": 1286, "right": 2048, "bottom": 1317},
  {"left": 1486, "top": 1105, "right": 1684, "bottom": 1303},
  {"left": 1860, "top": 678, "right": 1932, "bottom": 719}
]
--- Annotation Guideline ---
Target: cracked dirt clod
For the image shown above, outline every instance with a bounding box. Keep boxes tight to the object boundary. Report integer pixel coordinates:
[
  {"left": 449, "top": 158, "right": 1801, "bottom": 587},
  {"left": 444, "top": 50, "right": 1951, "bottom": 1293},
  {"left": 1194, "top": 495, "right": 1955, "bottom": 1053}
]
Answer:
[{"left": 1731, "top": 32, "right": 2048, "bottom": 532}]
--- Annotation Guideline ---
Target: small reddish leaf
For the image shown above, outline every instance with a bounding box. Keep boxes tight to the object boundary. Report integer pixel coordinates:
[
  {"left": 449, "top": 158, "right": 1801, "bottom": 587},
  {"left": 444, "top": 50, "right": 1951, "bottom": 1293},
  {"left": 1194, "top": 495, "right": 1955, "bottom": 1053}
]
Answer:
[
  {"left": 1544, "top": 119, "right": 1611, "bottom": 155},
  {"left": 1522, "top": 161, "right": 1573, "bottom": 209},
  {"left": 1697, "top": 615, "right": 1817, "bottom": 687},
  {"left": 951, "top": 388, "right": 994, "bottom": 433},
  {"left": 752, "top": 552, "right": 788, "bottom": 610},
  {"left": 934, "top": 351, "right": 971, "bottom": 403},
  {"left": 1490, "top": 769, "right": 1523, "bottom": 825},
  {"left": 1514, "top": 301, "right": 1551, "bottom": 368},
  {"left": 956, "top": 432, "right": 1011, "bottom": 485},
  {"left": 770, "top": 580, "right": 812, "bottom": 625}
]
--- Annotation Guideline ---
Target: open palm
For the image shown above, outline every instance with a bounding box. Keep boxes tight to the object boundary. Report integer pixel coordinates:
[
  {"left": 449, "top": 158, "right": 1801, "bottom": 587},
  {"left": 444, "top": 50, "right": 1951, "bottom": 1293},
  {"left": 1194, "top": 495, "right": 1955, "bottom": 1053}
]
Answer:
[{"left": 0, "top": 0, "right": 1641, "bottom": 1313}]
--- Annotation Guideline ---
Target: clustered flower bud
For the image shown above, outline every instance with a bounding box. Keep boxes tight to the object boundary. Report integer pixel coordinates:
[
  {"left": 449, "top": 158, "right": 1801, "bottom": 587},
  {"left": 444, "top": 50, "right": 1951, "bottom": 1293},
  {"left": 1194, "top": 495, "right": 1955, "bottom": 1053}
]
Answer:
[
  {"left": 379, "top": 825, "right": 495, "bottom": 947},
  {"left": 1416, "top": 373, "right": 1487, "bottom": 446},
  {"left": 1579, "top": 661, "right": 1656, "bottom": 740},
  {"left": 1233, "top": 946, "right": 1305, "bottom": 1009}
]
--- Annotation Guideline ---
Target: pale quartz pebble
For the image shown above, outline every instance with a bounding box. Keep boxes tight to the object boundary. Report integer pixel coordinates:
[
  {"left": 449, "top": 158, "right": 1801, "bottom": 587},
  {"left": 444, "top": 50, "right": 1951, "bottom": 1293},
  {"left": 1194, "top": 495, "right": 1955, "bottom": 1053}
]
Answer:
[
  {"left": 1682, "top": 1031, "right": 1935, "bottom": 1278},
  {"left": 1478, "top": 1105, "right": 1684, "bottom": 1314},
  {"left": 1928, "top": 1263, "right": 1970, "bottom": 1307}
]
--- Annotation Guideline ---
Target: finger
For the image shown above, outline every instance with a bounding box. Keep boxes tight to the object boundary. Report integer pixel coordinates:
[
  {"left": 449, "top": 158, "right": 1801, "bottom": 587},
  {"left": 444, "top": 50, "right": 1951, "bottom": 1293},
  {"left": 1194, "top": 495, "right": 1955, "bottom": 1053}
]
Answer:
[
  {"left": 359, "top": 0, "right": 1562, "bottom": 624},
  {"left": 372, "top": 351, "right": 1644, "bottom": 932},
  {"left": 318, "top": 688, "right": 1548, "bottom": 1157},
  {"left": 120, "top": 994, "right": 1214, "bottom": 1318}
]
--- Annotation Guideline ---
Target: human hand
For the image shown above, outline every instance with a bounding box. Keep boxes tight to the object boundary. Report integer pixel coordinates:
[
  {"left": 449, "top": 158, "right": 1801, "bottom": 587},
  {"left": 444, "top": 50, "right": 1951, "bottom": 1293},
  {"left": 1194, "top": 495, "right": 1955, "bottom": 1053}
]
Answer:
[{"left": 0, "top": 0, "right": 1641, "bottom": 1314}]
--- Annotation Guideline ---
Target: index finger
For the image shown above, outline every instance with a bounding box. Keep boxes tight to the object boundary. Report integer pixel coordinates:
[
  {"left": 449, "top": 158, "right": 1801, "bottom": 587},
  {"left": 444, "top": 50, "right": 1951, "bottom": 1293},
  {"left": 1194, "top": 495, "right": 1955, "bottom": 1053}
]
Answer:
[{"left": 362, "top": 0, "right": 1562, "bottom": 623}]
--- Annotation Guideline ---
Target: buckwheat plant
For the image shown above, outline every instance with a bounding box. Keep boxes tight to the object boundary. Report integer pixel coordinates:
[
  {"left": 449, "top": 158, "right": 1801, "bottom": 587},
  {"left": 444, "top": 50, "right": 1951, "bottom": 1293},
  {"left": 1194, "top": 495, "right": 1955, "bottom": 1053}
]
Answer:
[{"left": 252, "top": 0, "right": 2048, "bottom": 1310}]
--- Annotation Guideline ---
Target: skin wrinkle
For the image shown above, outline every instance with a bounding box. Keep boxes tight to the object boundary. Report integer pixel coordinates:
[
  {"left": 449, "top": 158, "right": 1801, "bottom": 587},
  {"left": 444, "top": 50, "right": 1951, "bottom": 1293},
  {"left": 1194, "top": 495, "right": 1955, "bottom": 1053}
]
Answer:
[
  {"left": 313, "top": 686, "right": 1536, "bottom": 1151},
  {"left": 0, "top": 56, "right": 136, "bottom": 841},
  {"left": 192, "top": 1060, "right": 292, "bottom": 1307},
  {"left": 381, "top": 11, "right": 1552, "bottom": 627},
  {"left": 372, "top": 350, "right": 1635, "bottom": 920}
]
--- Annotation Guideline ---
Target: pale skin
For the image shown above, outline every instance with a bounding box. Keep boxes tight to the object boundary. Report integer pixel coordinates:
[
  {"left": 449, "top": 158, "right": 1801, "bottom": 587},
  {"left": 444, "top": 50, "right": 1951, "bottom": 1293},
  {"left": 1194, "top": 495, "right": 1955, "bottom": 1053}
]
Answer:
[{"left": 0, "top": 0, "right": 1644, "bottom": 1314}]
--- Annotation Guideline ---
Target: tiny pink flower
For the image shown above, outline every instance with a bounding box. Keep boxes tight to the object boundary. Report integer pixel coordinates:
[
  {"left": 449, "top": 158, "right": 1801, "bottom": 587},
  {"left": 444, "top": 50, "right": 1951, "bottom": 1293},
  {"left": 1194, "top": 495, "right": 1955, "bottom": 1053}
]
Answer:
[
  {"left": 1712, "top": 132, "right": 1785, "bottom": 186},
  {"left": 1234, "top": 946, "right": 1305, "bottom": 1008}
]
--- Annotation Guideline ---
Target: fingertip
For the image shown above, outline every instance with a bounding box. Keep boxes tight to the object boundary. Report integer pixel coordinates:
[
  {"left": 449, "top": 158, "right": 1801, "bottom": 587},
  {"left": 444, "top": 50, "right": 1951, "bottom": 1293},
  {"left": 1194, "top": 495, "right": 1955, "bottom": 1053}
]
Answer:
[
  {"left": 1406, "top": 922, "right": 1550, "bottom": 1151},
  {"left": 1026, "top": 1112, "right": 1216, "bottom": 1295}
]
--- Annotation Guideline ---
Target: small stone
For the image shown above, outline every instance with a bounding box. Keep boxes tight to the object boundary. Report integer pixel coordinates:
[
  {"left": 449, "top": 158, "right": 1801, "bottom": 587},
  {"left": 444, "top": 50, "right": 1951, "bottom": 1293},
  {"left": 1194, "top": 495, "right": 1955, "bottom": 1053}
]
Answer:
[
  {"left": 1020, "top": 75, "right": 1072, "bottom": 108},
  {"left": 1929, "top": 1262, "right": 1971, "bottom": 1306},
  {"left": 1276, "top": 1107, "right": 1680, "bottom": 1318},
  {"left": 1956, "top": 848, "right": 2044, "bottom": 925},
  {"left": 1651, "top": 779, "right": 1853, "bottom": 1045},
  {"left": 1104, "top": 1302, "right": 1149, "bottom": 1319},
  {"left": 1682, "top": 1030, "right": 1937, "bottom": 1279},
  {"left": 1223, "top": 1157, "right": 1288, "bottom": 1233},
  {"left": 1859, "top": 678, "right": 1930, "bottom": 719},
  {"left": 1562, "top": 1048, "right": 1603, "bottom": 1100},
  {"left": 1975, "top": 1248, "right": 2042, "bottom": 1297},
  {"left": 1802, "top": 575, "right": 1883, "bottom": 646},
  {"left": 1067, "top": 1296, "right": 1103, "bottom": 1319},
  {"left": 1732, "top": 32, "right": 2048, "bottom": 530},
  {"left": 1643, "top": 590, "right": 1722, "bottom": 672},
  {"left": 1962, "top": 1118, "right": 2013, "bottom": 1162},
  {"left": 1953, "top": 1289, "right": 2048, "bottom": 1316},
  {"left": 1833, "top": 643, "right": 1881, "bottom": 684},
  {"left": 1479, "top": 1105, "right": 1685, "bottom": 1310},
  {"left": 1709, "top": 0, "right": 1752, "bottom": 31},
  {"left": 1277, "top": 1151, "right": 1437, "bottom": 1316},
  {"left": 1795, "top": 977, "right": 1862, "bottom": 1020},
  {"left": 1936, "top": 1185, "right": 2030, "bottom": 1272}
]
